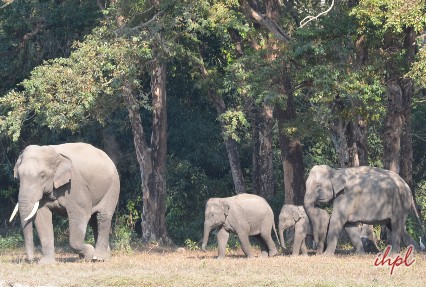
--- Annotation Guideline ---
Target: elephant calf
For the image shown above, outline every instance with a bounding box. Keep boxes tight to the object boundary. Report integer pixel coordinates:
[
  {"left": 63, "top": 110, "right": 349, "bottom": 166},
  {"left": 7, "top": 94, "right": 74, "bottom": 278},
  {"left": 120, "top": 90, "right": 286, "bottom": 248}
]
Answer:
[
  {"left": 201, "top": 193, "right": 278, "bottom": 258},
  {"left": 278, "top": 204, "right": 329, "bottom": 255}
]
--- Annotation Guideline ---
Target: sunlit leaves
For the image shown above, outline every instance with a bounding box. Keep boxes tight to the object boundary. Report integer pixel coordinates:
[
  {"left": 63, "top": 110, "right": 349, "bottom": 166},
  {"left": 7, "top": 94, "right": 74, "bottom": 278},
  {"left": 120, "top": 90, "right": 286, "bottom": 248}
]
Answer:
[
  {"left": 408, "top": 46, "right": 426, "bottom": 90},
  {"left": 0, "top": 91, "right": 26, "bottom": 141},
  {"left": 218, "top": 109, "right": 249, "bottom": 142},
  {"left": 352, "top": 0, "right": 426, "bottom": 33}
]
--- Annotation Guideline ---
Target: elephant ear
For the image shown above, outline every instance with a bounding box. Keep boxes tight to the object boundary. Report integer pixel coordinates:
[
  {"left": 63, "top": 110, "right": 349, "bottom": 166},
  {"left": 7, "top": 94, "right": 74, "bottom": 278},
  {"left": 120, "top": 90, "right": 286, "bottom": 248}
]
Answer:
[
  {"left": 292, "top": 207, "right": 302, "bottom": 222},
  {"left": 13, "top": 152, "right": 23, "bottom": 179},
  {"left": 54, "top": 154, "right": 72, "bottom": 188},
  {"left": 220, "top": 200, "right": 231, "bottom": 216},
  {"left": 331, "top": 169, "right": 346, "bottom": 196}
]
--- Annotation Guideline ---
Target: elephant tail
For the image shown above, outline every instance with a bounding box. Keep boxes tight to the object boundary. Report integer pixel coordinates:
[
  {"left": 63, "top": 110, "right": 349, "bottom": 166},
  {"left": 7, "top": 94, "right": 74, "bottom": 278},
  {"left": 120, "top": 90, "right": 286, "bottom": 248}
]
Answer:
[{"left": 272, "top": 223, "right": 282, "bottom": 248}]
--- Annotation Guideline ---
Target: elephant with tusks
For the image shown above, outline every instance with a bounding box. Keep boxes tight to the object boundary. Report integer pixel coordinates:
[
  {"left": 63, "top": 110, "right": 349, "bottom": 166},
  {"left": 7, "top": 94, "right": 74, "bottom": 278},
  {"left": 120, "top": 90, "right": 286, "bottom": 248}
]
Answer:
[{"left": 10, "top": 143, "right": 120, "bottom": 264}]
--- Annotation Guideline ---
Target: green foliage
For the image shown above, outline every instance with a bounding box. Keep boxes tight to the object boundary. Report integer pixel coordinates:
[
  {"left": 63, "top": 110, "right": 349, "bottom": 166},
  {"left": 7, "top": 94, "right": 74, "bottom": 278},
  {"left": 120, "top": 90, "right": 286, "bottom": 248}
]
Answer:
[
  {"left": 352, "top": 0, "right": 426, "bottom": 34},
  {"left": 218, "top": 110, "right": 249, "bottom": 142},
  {"left": 166, "top": 157, "right": 232, "bottom": 245},
  {"left": 0, "top": 0, "right": 102, "bottom": 94},
  {"left": 409, "top": 46, "right": 426, "bottom": 89},
  {"left": 0, "top": 230, "right": 23, "bottom": 250},
  {"left": 414, "top": 181, "right": 426, "bottom": 229},
  {"left": 184, "top": 238, "right": 199, "bottom": 251},
  {"left": 1, "top": 0, "right": 426, "bottom": 249},
  {"left": 112, "top": 214, "right": 137, "bottom": 253}
]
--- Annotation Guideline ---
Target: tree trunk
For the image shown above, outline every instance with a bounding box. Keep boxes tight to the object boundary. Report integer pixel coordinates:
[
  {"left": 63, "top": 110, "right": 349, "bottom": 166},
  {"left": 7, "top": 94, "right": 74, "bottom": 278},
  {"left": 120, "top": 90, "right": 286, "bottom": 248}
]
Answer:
[
  {"left": 381, "top": 27, "right": 417, "bottom": 244},
  {"left": 122, "top": 58, "right": 170, "bottom": 245},
  {"left": 209, "top": 92, "right": 246, "bottom": 194},
  {"left": 251, "top": 104, "right": 275, "bottom": 199},
  {"left": 383, "top": 80, "right": 403, "bottom": 174},
  {"left": 276, "top": 68, "right": 305, "bottom": 205},
  {"left": 142, "top": 59, "right": 170, "bottom": 244},
  {"left": 399, "top": 27, "right": 415, "bottom": 192}
]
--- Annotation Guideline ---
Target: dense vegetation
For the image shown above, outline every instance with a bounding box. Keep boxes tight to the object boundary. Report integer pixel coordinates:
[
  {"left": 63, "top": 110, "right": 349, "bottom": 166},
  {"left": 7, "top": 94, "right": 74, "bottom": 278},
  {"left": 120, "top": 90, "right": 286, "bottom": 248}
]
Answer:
[{"left": 1, "top": 0, "right": 426, "bottom": 249}]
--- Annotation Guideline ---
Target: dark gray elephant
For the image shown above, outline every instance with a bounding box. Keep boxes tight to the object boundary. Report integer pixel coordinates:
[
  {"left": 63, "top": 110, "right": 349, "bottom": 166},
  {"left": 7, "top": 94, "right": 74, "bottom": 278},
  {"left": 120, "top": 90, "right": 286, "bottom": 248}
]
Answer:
[
  {"left": 10, "top": 143, "right": 120, "bottom": 263},
  {"left": 304, "top": 165, "right": 422, "bottom": 255},
  {"left": 201, "top": 193, "right": 278, "bottom": 258},
  {"left": 278, "top": 204, "right": 365, "bottom": 255}
]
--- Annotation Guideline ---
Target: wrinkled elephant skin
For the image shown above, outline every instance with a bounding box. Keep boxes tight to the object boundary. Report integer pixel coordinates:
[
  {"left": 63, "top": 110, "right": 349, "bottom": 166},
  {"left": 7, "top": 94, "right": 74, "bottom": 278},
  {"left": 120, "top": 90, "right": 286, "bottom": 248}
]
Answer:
[
  {"left": 12, "top": 143, "right": 120, "bottom": 263},
  {"left": 304, "top": 165, "right": 421, "bottom": 255},
  {"left": 278, "top": 204, "right": 329, "bottom": 255},
  {"left": 202, "top": 193, "right": 278, "bottom": 258}
]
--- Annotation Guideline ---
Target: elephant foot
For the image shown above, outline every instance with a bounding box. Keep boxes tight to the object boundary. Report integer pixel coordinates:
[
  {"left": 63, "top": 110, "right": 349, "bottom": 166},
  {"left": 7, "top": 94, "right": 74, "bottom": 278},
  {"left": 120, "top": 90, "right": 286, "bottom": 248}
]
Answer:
[
  {"left": 322, "top": 250, "right": 335, "bottom": 257},
  {"left": 93, "top": 249, "right": 111, "bottom": 261},
  {"left": 76, "top": 244, "right": 95, "bottom": 261},
  {"left": 261, "top": 251, "right": 268, "bottom": 258},
  {"left": 268, "top": 249, "right": 278, "bottom": 257},
  {"left": 39, "top": 255, "right": 56, "bottom": 264}
]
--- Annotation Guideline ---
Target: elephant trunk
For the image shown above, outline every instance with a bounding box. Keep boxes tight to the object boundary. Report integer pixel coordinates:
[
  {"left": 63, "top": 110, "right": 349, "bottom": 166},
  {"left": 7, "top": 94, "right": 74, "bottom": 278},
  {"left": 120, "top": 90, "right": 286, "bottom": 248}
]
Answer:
[
  {"left": 201, "top": 223, "right": 212, "bottom": 252},
  {"left": 18, "top": 201, "right": 36, "bottom": 261},
  {"left": 278, "top": 223, "right": 286, "bottom": 249},
  {"left": 18, "top": 189, "right": 42, "bottom": 261}
]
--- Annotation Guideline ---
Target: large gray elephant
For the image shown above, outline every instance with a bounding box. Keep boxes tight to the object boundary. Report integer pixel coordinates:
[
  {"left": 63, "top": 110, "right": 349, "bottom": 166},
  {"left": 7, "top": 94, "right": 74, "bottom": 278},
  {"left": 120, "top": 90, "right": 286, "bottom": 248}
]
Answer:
[
  {"left": 304, "top": 165, "right": 422, "bottom": 255},
  {"left": 279, "top": 204, "right": 365, "bottom": 255},
  {"left": 10, "top": 143, "right": 120, "bottom": 263},
  {"left": 201, "top": 193, "right": 278, "bottom": 258}
]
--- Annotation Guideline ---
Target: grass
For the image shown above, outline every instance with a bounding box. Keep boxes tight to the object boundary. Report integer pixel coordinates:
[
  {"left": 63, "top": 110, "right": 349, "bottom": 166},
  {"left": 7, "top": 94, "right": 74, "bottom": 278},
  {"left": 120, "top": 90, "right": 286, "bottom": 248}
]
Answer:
[{"left": 0, "top": 246, "right": 425, "bottom": 287}]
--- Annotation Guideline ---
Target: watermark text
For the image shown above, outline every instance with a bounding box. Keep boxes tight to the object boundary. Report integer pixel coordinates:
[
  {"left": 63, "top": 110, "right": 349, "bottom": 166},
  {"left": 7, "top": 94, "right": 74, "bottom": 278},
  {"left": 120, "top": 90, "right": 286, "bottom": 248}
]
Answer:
[{"left": 374, "top": 245, "right": 415, "bottom": 275}]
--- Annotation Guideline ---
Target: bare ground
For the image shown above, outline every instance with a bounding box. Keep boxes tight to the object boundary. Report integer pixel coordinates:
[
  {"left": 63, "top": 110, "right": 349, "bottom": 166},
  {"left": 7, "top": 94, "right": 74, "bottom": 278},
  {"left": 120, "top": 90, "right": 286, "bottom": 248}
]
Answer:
[{"left": 0, "top": 246, "right": 425, "bottom": 287}]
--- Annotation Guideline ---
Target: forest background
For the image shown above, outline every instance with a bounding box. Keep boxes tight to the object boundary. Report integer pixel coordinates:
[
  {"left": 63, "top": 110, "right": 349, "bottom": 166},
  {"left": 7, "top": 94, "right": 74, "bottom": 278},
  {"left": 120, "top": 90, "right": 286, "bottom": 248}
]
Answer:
[{"left": 1, "top": 0, "right": 426, "bottom": 251}]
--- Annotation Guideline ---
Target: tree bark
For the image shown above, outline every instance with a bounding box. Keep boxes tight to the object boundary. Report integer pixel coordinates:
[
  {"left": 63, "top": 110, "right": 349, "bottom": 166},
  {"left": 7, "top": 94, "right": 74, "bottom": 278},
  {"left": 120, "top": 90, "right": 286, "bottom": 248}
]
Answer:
[
  {"left": 209, "top": 92, "right": 246, "bottom": 194},
  {"left": 141, "top": 58, "right": 170, "bottom": 244},
  {"left": 383, "top": 80, "right": 403, "bottom": 174},
  {"left": 251, "top": 104, "right": 275, "bottom": 199},
  {"left": 276, "top": 67, "right": 305, "bottom": 205},
  {"left": 399, "top": 27, "right": 415, "bottom": 192}
]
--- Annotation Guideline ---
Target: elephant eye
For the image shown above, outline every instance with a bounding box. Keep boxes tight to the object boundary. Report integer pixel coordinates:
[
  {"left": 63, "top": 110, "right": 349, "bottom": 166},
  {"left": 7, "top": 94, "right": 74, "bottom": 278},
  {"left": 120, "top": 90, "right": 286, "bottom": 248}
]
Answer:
[{"left": 40, "top": 173, "right": 46, "bottom": 180}]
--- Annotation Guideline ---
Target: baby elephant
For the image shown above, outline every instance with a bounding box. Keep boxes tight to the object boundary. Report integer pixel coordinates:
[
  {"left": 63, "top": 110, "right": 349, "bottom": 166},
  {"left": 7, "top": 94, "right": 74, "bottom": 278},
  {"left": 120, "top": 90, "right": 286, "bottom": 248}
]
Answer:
[
  {"left": 201, "top": 193, "right": 278, "bottom": 258},
  {"left": 278, "top": 204, "right": 329, "bottom": 255}
]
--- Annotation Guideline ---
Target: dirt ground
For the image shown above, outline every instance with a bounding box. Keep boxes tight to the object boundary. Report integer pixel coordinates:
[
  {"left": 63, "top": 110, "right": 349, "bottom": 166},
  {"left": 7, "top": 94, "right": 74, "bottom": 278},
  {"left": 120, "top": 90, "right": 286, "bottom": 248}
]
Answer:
[{"left": 0, "top": 246, "right": 425, "bottom": 287}]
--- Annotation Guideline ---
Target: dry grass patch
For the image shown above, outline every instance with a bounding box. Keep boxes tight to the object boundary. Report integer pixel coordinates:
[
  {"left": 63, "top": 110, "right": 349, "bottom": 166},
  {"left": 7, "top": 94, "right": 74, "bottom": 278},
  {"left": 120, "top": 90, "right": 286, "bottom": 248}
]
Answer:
[{"left": 0, "top": 247, "right": 425, "bottom": 286}]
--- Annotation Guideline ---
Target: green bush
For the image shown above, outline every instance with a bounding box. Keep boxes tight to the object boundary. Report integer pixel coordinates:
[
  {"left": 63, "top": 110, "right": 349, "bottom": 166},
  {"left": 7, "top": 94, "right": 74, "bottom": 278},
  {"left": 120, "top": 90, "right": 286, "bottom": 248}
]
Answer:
[
  {"left": 0, "top": 231, "right": 23, "bottom": 250},
  {"left": 112, "top": 213, "right": 137, "bottom": 253}
]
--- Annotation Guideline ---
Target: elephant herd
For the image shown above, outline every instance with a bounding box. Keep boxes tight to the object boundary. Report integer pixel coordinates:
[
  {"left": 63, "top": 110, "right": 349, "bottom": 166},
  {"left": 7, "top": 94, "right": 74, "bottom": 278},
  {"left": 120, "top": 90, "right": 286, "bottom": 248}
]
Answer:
[
  {"left": 8, "top": 143, "right": 425, "bottom": 263},
  {"left": 202, "top": 165, "right": 425, "bottom": 258}
]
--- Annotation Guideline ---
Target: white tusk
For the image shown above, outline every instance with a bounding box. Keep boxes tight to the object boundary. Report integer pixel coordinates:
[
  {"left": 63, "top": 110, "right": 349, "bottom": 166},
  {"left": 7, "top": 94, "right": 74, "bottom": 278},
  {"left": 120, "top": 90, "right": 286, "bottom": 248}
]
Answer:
[
  {"left": 24, "top": 201, "right": 39, "bottom": 221},
  {"left": 9, "top": 203, "right": 19, "bottom": 222}
]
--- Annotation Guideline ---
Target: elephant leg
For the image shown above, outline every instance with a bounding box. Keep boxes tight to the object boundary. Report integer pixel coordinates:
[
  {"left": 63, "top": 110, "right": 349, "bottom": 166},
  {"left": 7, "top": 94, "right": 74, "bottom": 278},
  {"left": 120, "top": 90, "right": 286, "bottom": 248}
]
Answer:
[
  {"left": 93, "top": 211, "right": 113, "bottom": 261},
  {"left": 237, "top": 232, "right": 253, "bottom": 258},
  {"left": 390, "top": 217, "right": 404, "bottom": 255},
  {"left": 259, "top": 227, "right": 277, "bottom": 257},
  {"left": 68, "top": 209, "right": 94, "bottom": 261},
  {"left": 292, "top": 232, "right": 304, "bottom": 256},
  {"left": 316, "top": 239, "right": 325, "bottom": 255},
  {"left": 217, "top": 227, "right": 229, "bottom": 259},
  {"left": 255, "top": 235, "right": 269, "bottom": 258},
  {"left": 34, "top": 207, "right": 55, "bottom": 264},
  {"left": 300, "top": 239, "right": 308, "bottom": 256},
  {"left": 345, "top": 224, "right": 364, "bottom": 254},
  {"left": 324, "top": 197, "right": 351, "bottom": 255}
]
